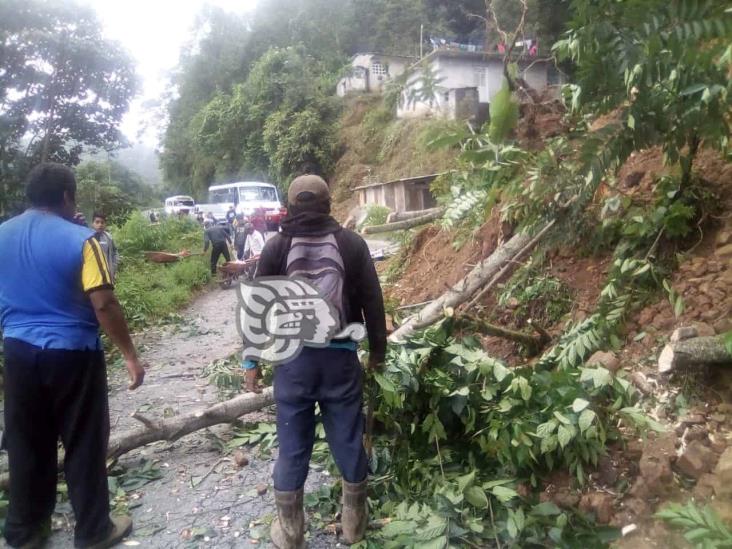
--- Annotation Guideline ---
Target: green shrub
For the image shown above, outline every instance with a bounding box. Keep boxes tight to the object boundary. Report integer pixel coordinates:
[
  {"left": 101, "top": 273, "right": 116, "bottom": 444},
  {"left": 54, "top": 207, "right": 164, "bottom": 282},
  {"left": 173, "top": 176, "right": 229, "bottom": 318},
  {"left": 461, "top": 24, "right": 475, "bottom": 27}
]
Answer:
[{"left": 112, "top": 213, "right": 210, "bottom": 328}]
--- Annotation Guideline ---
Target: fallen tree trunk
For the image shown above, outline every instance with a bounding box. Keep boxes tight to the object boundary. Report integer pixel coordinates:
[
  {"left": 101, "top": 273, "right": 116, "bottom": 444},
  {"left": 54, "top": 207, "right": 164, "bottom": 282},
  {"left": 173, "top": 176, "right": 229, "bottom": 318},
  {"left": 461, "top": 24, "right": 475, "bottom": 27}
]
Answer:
[
  {"left": 362, "top": 209, "right": 445, "bottom": 234},
  {"left": 454, "top": 315, "right": 549, "bottom": 355},
  {"left": 0, "top": 387, "right": 276, "bottom": 490},
  {"left": 658, "top": 335, "right": 732, "bottom": 373},
  {"left": 108, "top": 387, "right": 275, "bottom": 459},
  {"left": 389, "top": 223, "right": 553, "bottom": 342},
  {"left": 386, "top": 207, "right": 443, "bottom": 224}
]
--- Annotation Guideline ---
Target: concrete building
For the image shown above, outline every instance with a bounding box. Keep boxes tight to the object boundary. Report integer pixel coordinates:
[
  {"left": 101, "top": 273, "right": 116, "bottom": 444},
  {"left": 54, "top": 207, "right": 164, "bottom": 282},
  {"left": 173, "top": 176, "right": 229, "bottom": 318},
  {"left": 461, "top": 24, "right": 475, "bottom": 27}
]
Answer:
[
  {"left": 337, "top": 53, "right": 416, "bottom": 97},
  {"left": 397, "top": 50, "right": 564, "bottom": 120},
  {"left": 353, "top": 173, "right": 440, "bottom": 213}
]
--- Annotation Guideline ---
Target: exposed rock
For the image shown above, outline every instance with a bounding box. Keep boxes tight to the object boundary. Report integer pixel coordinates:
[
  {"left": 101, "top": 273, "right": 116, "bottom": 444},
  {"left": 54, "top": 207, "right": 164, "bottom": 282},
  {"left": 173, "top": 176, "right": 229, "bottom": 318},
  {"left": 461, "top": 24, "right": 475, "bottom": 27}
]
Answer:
[
  {"left": 713, "top": 317, "right": 732, "bottom": 335},
  {"left": 638, "top": 308, "right": 655, "bottom": 326},
  {"left": 679, "top": 414, "right": 706, "bottom": 426},
  {"left": 716, "top": 243, "right": 732, "bottom": 258},
  {"left": 587, "top": 351, "right": 621, "bottom": 373},
  {"left": 714, "top": 447, "right": 732, "bottom": 498},
  {"left": 633, "top": 432, "right": 676, "bottom": 497},
  {"left": 256, "top": 483, "right": 268, "bottom": 496},
  {"left": 700, "top": 308, "right": 721, "bottom": 322},
  {"left": 233, "top": 450, "right": 249, "bottom": 468},
  {"left": 710, "top": 413, "right": 726, "bottom": 423},
  {"left": 694, "top": 473, "right": 721, "bottom": 499},
  {"left": 717, "top": 403, "right": 732, "bottom": 415},
  {"left": 684, "top": 424, "right": 708, "bottom": 443},
  {"left": 710, "top": 436, "right": 728, "bottom": 454},
  {"left": 579, "top": 492, "right": 614, "bottom": 525},
  {"left": 676, "top": 440, "right": 718, "bottom": 479},
  {"left": 717, "top": 230, "right": 732, "bottom": 247},
  {"left": 690, "top": 322, "right": 716, "bottom": 338},
  {"left": 597, "top": 456, "right": 619, "bottom": 486}
]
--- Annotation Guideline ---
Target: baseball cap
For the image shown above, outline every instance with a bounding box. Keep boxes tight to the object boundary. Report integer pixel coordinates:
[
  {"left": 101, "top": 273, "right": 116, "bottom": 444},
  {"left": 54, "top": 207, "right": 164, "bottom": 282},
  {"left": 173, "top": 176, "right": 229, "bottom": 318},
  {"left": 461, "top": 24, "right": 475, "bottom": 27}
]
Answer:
[{"left": 287, "top": 175, "right": 330, "bottom": 206}]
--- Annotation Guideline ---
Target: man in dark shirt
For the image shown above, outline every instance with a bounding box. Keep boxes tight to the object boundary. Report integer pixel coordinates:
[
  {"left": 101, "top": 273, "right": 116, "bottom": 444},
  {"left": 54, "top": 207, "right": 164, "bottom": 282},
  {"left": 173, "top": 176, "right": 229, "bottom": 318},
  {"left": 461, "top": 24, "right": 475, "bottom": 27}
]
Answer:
[
  {"left": 255, "top": 175, "right": 386, "bottom": 549},
  {"left": 0, "top": 163, "right": 145, "bottom": 548},
  {"left": 203, "top": 220, "right": 232, "bottom": 275}
]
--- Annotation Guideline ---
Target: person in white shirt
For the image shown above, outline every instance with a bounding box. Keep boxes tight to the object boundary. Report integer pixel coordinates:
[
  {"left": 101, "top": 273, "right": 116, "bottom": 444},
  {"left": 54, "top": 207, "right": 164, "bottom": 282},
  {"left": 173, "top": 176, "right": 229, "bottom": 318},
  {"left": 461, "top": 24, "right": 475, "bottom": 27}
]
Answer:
[{"left": 243, "top": 222, "right": 265, "bottom": 259}]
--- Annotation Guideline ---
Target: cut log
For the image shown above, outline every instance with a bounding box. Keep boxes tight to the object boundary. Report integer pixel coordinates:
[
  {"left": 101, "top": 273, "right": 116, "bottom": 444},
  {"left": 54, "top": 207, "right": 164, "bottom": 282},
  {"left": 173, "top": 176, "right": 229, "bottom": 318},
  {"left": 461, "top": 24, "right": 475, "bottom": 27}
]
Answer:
[
  {"left": 389, "top": 223, "right": 553, "bottom": 342},
  {"left": 362, "top": 209, "right": 445, "bottom": 234},
  {"left": 0, "top": 388, "right": 276, "bottom": 491},
  {"left": 108, "top": 387, "right": 275, "bottom": 460},
  {"left": 658, "top": 335, "right": 732, "bottom": 373},
  {"left": 454, "top": 315, "right": 549, "bottom": 355},
  {"left": 386, "top": 207, "right": 444, "bottom": 224}
]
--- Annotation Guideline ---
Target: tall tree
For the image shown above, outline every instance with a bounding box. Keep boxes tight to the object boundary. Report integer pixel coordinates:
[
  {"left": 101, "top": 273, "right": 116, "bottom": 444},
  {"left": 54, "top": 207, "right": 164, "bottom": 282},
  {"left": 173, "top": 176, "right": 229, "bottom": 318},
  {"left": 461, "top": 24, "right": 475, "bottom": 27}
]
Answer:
[{"left": 0, "top": 0, "right": 137, "bottom": 216}]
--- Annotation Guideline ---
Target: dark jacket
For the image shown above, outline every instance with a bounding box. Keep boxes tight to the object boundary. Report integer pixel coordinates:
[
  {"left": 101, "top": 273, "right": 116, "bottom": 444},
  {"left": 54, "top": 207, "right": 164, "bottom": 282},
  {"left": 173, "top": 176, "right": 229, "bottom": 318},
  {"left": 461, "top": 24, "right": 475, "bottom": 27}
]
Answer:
[
  {"left": 256, "top": 212, "right": 387, "bottom": 363},
  {"left": 203, "top": 225, "right": 231, "bottom": 251}
]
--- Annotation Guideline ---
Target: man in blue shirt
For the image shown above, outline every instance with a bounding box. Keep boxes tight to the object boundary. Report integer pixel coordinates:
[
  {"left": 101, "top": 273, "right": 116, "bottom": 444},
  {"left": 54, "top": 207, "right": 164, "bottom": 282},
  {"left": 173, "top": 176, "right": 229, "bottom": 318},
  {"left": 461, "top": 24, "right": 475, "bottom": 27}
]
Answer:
[{"left": 0, "top": 163, "right": 146, "bottom": 548}]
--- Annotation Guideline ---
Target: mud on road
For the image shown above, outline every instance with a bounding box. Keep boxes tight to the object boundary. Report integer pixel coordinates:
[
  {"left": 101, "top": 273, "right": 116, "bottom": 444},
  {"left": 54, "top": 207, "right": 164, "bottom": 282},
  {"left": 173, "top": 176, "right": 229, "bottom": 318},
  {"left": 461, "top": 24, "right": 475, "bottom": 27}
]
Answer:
[{"left": 47, "top": 287, "right": 337, "bottom": 548}]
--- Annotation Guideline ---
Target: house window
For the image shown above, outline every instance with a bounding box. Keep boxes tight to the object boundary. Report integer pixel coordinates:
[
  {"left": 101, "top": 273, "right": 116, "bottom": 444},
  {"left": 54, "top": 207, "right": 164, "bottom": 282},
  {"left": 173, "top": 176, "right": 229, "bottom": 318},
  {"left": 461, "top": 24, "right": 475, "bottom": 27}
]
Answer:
[{"left": 371, "top": 62, "right": 387, "bottom": 76}]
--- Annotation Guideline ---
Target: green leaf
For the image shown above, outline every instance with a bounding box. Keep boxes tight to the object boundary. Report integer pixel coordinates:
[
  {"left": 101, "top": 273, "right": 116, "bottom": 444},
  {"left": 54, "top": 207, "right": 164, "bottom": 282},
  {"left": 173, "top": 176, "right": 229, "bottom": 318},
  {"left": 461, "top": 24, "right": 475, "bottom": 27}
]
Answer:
[
  {"left": 723, "top": 331, "right": 732, "bottom": 355},
  {"left": 557, "top": 425, "right": 576, "bottom": 449},
  {"left": 491, "top": 485, "right": 519, "bottom": 503},
  {"left": 579, "top": 409, "right": 597, "bottom": 432},
  {"left": 374, "top": 373, "right": 396, "bottom": 393},
  {"left": 456, "top": 471, "right": 476, "bottom": 492},
  {"left": 531, "top": 502, "right": 562, "bottom": 516},
  {"left": 493, "top": 362, "right": 510, "bottom": 382},
  {"left": 465, "top": 485, "right": 489, "bottom": 508},
  {"left": 553, "top": 411, "right": 572, "bottom": 425},
  {"left": 414, "top": 536, "right": 447, "bottom": 549},
  {"left": 536, "top": 419, "right": 559, "bottom": 438},
  {"left": 380, "top": 520, "right": 417, "bottom": 537},
  {"left": 572, "top": 398, "right": 590, "bottom": 413}
]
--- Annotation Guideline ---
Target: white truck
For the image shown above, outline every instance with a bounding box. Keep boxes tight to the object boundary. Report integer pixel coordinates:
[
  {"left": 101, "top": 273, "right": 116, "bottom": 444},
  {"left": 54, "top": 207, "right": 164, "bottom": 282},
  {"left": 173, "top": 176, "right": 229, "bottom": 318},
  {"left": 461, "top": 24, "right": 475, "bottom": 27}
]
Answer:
[{"left": 163, "top": 195, "right": 195, "bottom": 216}]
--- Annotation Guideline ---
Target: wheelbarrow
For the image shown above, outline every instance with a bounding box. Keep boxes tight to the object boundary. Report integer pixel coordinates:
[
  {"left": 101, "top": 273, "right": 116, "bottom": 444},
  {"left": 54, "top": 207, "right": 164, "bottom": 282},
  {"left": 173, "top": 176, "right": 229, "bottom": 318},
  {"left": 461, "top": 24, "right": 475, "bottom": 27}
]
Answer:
[{"left": 218, "top": 257, "right": 258, "bottom": 289}]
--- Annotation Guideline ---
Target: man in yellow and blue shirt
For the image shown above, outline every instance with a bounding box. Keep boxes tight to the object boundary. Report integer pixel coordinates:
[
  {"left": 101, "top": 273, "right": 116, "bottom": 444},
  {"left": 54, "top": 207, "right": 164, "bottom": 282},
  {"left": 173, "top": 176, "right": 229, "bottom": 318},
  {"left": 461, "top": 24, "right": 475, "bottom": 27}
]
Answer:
[{"left": 0, "top": 163, "right": 145, "bottom": 549}]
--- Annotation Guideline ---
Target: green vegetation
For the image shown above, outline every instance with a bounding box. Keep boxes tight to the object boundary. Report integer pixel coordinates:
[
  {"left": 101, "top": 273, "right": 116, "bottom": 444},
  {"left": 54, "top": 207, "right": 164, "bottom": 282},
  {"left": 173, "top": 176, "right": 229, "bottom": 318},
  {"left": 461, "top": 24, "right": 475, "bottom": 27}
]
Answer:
[
  {"left": 0, "top": 0, "right": 137, "bottom": 217},
  {"left": 657, "top": 502, "right": 732, "bottom": 548},
  {"left": 113, "top": 214, "right": 210, "bottom": 329},
  {"left": 76, "top": 161, "right": 160, "bottom": 224},
  {"left": 498, "top": 262, "right": 573, "bottom": 326}
]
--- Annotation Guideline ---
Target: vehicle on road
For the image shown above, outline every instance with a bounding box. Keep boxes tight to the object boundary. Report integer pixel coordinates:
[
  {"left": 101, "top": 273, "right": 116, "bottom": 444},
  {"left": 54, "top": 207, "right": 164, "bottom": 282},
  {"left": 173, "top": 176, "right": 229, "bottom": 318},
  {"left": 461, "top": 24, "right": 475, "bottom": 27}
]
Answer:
[
  {"left": 195, "top": 182, "right": 286, "bottom": 230},
  {"left": 164, "top": 195, "right": 195, "bottom": 216}
]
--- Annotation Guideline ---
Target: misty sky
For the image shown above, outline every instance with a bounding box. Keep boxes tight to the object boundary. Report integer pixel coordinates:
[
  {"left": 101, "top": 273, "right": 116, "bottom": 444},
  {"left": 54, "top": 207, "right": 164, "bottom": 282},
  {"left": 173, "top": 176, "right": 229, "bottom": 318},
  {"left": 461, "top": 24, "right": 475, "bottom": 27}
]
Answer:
[{"left": 85, "top": 0, "right": 258, "bottom": 145}]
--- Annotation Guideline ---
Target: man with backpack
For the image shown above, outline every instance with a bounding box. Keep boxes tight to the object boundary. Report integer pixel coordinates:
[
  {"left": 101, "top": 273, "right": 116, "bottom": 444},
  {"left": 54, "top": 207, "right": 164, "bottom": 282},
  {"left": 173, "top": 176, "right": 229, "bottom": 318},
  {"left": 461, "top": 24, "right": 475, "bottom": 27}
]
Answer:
[{"left": 253, "top": 175, "right": 386, "bottom": 548}]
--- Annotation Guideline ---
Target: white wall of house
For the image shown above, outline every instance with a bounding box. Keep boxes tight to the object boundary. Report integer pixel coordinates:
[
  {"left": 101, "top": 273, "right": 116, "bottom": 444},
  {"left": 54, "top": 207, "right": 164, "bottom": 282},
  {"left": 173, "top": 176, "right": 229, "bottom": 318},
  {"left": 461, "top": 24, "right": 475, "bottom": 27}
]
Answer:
[
  {"left": 397, "top": 53, "right": 554, "bottom": 119},
  {"left": 337, "top": 54, "right": 414, "bottom": 97}
]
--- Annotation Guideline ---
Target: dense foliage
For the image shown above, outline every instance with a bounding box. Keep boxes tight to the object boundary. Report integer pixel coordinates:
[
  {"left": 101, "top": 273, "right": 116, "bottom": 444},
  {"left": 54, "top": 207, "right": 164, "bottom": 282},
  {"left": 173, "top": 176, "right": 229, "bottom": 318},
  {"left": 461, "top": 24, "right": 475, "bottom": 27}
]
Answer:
[
  {"left": 159, "top": 0, "right": 571, "bottom": 197},
  {"left": 0, "top": 0, "right": 137, "bottom": 217},
  {"left": 113, "top": 214, "right": 210, "bottom": 329}
]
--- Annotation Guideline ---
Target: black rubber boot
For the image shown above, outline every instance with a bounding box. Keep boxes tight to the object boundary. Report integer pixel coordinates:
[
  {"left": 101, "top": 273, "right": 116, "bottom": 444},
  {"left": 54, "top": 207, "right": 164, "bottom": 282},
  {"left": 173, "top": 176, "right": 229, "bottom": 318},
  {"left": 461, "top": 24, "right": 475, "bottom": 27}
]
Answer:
[{"left": 341, "top": 479, "right": 368, "bottom": 544}]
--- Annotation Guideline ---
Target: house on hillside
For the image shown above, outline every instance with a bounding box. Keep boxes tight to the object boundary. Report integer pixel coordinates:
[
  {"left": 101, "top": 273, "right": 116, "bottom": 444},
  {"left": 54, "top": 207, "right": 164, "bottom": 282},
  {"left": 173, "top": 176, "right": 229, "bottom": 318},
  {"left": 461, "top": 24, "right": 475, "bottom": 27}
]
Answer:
[
  {"left": 397, "top": 49, "right": 564, "bottom": 121},
  {"left": 337, "top": 53, "right": 416, "bottom": 97},
  {"left": 353, "top": 173, "right": 440, "bottom": 213}
]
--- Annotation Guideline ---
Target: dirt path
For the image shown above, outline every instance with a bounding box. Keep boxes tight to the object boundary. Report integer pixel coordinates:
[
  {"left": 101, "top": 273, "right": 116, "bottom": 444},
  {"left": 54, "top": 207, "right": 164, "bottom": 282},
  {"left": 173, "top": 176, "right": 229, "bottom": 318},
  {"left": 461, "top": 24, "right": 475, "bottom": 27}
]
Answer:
[{"left": 49, "top": 287, "right": 336, "bottom": 548}]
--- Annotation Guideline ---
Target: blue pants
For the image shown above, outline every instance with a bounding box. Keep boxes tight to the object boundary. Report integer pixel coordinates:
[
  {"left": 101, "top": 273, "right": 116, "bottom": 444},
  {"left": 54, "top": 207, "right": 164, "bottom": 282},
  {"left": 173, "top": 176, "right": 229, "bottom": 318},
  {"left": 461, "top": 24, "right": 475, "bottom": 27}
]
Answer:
[{"left": 273, "top": 347, "right": 368, "bottom": 491}]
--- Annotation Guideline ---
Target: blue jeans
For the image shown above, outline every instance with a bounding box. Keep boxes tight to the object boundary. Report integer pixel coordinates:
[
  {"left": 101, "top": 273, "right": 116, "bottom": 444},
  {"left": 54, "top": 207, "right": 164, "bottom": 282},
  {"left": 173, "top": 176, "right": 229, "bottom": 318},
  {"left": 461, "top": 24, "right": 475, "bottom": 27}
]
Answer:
[{"left": 273, "top": 346, "right": 368, "bottom": 491}]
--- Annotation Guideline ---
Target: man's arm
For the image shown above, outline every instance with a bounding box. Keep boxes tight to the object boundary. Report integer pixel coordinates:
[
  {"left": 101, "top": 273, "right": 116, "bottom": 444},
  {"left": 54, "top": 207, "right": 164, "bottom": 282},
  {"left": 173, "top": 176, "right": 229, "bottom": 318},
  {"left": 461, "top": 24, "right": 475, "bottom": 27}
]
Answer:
[
  {"left": 355, "top": 237, "right": 387, "bottom": 367},
  {"left": 203, "top": 229, "right": 210, "bottom": 252},
  {"left": 82, "top": 238, "right": 145, "bottom": 389},
  {"left": 89, "top": 290, "right": 145, "bottom": 389},
  {"left": 254, "top": 234, "right": 286, "bottom": 277}
]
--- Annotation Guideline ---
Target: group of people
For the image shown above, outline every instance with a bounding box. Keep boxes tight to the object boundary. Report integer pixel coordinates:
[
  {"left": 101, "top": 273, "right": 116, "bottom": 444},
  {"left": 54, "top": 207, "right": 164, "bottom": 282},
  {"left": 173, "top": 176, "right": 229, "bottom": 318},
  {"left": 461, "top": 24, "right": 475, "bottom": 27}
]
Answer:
[
  {"left": 0, "top": 165, "right": 386, "bottom": 549},
  {"left": 203, "top": 206, "right": 266, "bottom": 276}
]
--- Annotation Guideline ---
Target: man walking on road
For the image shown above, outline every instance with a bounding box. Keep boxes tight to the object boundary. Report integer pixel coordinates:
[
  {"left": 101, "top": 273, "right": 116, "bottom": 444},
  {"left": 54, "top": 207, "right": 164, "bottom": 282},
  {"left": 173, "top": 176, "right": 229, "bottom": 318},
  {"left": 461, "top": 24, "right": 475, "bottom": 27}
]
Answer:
[
  {"left": 0, "top": 163, "right": 146, "bottom": 548},
  {"left": 254, "top": 175, "right": 387, "bottom": 548},
  {"left": 203, "top": 220, "right": 232, "bottom": 275}
]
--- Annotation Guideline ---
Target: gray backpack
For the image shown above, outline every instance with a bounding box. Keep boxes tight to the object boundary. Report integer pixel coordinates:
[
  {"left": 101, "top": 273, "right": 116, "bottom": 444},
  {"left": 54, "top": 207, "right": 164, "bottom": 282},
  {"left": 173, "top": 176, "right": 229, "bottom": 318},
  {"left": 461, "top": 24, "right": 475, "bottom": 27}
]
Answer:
[{"left": 285, "top": 233, "right": 347, "bottom": 330}]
